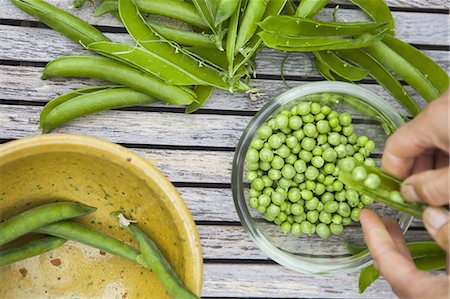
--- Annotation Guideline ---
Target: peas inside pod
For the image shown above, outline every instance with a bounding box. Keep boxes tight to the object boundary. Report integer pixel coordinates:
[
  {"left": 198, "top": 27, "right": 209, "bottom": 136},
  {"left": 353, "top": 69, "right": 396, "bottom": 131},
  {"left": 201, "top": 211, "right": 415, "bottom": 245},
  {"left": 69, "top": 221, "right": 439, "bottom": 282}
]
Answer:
[{"left": 245, "top": 95, "right": 377, "bottom": 238}]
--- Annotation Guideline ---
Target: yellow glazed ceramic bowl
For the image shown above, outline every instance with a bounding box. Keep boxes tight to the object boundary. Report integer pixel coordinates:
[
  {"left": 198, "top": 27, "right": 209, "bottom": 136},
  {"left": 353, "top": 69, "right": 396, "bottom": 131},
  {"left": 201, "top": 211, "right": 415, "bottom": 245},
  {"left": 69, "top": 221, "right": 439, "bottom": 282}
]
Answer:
[{"left": 0, "top": 134, "right": 202, "bottom": 298}]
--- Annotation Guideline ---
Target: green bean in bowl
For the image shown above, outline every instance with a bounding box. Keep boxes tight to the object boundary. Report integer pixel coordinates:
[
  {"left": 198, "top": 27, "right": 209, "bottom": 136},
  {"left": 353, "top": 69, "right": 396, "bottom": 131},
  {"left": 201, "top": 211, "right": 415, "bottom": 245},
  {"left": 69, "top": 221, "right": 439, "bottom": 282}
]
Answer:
[{"left": 232, "top": 81, "right": 412, "bottom": 274}]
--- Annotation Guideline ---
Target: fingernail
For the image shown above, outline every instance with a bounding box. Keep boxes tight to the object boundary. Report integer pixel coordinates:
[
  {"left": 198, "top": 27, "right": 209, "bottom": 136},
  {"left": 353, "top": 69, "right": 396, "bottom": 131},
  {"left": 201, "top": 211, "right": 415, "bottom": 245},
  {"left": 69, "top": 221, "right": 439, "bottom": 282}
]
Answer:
[
  {"left": 401, "top": 183, "right": 419, "bottom": 202},
  {"left": 423, "top": 207, "right": 449, "bottom": 230}
]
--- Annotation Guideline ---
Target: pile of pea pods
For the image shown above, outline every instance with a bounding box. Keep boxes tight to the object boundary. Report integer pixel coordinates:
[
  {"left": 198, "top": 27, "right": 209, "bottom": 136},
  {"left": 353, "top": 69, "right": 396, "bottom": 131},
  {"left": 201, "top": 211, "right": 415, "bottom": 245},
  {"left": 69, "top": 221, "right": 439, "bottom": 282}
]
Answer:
[{"left": 245, "top": 99, "right": 378, "bottom": 238}]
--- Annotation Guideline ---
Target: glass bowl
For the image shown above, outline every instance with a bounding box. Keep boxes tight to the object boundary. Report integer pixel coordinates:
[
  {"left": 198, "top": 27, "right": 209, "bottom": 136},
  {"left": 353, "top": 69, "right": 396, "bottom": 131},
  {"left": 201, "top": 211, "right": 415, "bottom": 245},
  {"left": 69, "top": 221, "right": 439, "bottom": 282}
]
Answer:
[{"left": 232, "top": 81, "right": 412, "bottom": 275}]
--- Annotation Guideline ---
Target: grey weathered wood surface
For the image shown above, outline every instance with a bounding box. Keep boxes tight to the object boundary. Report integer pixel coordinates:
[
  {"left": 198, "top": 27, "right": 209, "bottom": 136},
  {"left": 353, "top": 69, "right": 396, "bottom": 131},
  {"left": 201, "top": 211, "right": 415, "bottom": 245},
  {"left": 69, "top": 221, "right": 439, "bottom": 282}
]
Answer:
[{"left": 0, "top": 0, "right": 448, "bottom": 298}]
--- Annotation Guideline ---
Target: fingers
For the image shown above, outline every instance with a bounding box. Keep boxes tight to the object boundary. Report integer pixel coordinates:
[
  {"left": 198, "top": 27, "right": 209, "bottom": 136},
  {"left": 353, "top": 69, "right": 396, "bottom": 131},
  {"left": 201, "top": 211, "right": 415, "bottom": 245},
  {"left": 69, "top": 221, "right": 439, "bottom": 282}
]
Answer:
[
  {"left": 400, "top": 167, "right": 449, "bottom": 205},
  {"left": 360, "top": 209, "right": 427, "bottom": 288},
  {"left": 382, "top": 218, "right": 412, "bottom": 261},
  {"left": 382, "top": 92, "right": 450, "bottom": 179},
  {"left": 423, "top": 207, "right": 450, "bottom": 252}
]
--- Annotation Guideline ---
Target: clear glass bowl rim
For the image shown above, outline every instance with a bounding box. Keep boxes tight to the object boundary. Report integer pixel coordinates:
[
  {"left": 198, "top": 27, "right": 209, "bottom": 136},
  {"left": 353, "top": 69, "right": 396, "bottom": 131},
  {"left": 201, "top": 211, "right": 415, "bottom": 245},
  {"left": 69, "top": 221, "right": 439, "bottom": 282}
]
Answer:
[{"left": 232, "top": 81, "right": 412, "bottom": 275}]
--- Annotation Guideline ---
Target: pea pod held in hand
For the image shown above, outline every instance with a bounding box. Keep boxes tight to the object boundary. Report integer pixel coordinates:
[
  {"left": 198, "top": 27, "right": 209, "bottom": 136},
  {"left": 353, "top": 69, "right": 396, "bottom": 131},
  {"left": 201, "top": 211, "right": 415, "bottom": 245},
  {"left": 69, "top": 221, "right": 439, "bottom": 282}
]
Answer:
[
  {"left": 0, "top": 237, "right": 66, "bottom": 266},
  {"left": 41, "top": 56, "right": 196, "bottom": 105},
  {"left": 0, "top": 202, "right": 96, "bottom": 246},
  {"left": 41, "top": 87, "right": 158, "bottom": 133},
  {"left": 10, "top": 0, "right": 109, "bottom": 47},
  {"left": 295, "top": 0, "right": 330, "bottom": 18}
]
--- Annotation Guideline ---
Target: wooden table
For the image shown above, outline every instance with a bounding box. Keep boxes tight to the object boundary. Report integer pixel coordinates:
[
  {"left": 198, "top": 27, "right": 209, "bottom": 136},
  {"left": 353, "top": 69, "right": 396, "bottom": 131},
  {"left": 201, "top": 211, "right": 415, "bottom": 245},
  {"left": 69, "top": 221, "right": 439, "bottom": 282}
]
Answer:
[{"left": 1, "top": 1, "right": 448, "bottom": 298}]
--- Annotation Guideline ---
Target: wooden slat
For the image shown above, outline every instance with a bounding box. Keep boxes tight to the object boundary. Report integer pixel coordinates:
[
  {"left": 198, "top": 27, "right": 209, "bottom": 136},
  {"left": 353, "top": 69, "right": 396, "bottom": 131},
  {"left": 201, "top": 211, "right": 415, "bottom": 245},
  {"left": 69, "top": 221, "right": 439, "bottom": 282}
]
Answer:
[
  {"left": 0, "top": 0, "right": 448, "bottom": 46},
  {"left": 332, "top": 0, "right": 450, "bottom": 9}
]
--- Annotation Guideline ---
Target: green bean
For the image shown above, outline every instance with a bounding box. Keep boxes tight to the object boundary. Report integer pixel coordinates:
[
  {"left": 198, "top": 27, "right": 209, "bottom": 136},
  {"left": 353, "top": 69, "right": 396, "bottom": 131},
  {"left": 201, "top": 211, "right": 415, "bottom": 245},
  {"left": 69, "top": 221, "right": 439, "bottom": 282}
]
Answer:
[
  {"left": 146, "top": 21, "right": 216, "bottom": 49},
  {"left": 365, "top": 39, "right": 440, "bottom": 102},
  {"left": 260, "top": 16, "right": 388, "bottom": 37},
  {"left": 186, "top": 86, "right": 215, "bottom": 114},
  {"left": 349, "top": 0, "right": 395, "bottom": 34},
  {"left": 41, "top": 87, "right": 158, "bottom": 133},
  {"left": 235, "top": 0, "right": 270, "bottom": 54},
  {"left": 125, "top": 224, "right": 199, "bottom": 299},
  {"left": 0, "top": 202, "right": 96, "bottom": 246},
  {"left": 118, "top": 0, "right": 244, "bottom": 92},
  {"left": 87, "top": 42, "right": 208, "bottom": 86},
  {"left": 94, "top": 0, "right": 208, "bottom": 29},
  {"left": 35, "top": 221, "right": 140, "bottom": 261},
  {"left": 295, "top": 0, "right": 330, "bottom": 18},
  {"left": 41, "top": 56, "right": 196, "bottom": 105},
  {"left": 10, "top": 0, "right": 109, "bottom": 47},
  {"left": 0, "top": 237, "right": 66, "bottom": 266},
  {"left": 382, "top": 34, "right": 449, "bottom": 95},
  {"left": 314, "top": 50, "right": 369, "bottom": 81},
  {"left": 337, "top": 49, "right": 421, "bottom": 116},
  {"left": 215, "top": 0, "right": 240, "bottom": 26},
  {"left": 39, "top": 86, "right": 118, "bottom": 129},
  {"left": 259, "top": 29, "right": 387, "bottom": 52}
]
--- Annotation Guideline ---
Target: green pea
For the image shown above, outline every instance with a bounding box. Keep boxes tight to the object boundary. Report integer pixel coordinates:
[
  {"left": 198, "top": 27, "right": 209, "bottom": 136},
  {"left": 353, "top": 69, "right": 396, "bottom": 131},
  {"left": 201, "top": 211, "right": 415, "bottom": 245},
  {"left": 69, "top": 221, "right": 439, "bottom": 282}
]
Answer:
[
  {"left": 310, "top": 102, "right": 321, "bottom": 114},
  {"left": 317, "top": 134, "right": 328, "bottom": 145},
  {"left": 271, "top": 156, "right": 285, "bottom": 170},
  {"left": 361, "top": 194, "right": 374, "bottom": 205},
  {"left": 299, "top": 150, "right": 313, "bottom": 162},
  {"left": 358, "top": 202, "right": 364, "bottom": 209},
  {"left": 292, "top": 130, "right": 305, "bottom": 141},
  {"left": 316, "top": 201, "right": 324, "bottom": 212},
  {"left": 347, "top": 132, "right": 358, "bottom": 144},
  {"left": 261, "top": 175, "right": 273, "bottom": 188},
  {"left": 305, "top": 180, "right": 316, "bottom": 191},
  {"left": 301, "top": 189, "right": 313, "bottom": 201},
  {"left": 268, "top": 134, "right": 282, "bottom": 149},
  {"left": 258, "top": 194, "right": 271, "bottom": 207},
  {"left": 315, "top": 113, "right": 325, "bottom": 121},
  {"left": 338, "top": 157, "right": 356, "bottom": 173},
  {"left": 350, "top": 208, "right": 361, "bottom": 222},
  {"left": 321, "top": 192, "right": 334, "bottom": 203},
  {"left": 323, "top": 163, "right": 335, "bottom": 175},
  {"left": 359, "top": 147, "right": 369, "bottom": 157},
  {"left": 271, "top": 192, "right": 284, "bottom": 206},
  {"left": 302, "top": 114, "right": 315, "bottom": 123},
  {"left": 342, "top": 125, "right": 354, "bottom": 136},
  {"left": 305, "top": 197, "right": 319, "bottom": 211},
  {"left": 249, "top": 197, "right": 258, "bottom": 208},
  {"left": 303, "top": 123, "right": 317, "bottom": 137},
  {"left": 323, "top": 175, "right": 335, "bottom": 186},
  {"left": 345, "top": 144, "right": 355, "bottom": 156},
  {"left": 276, "top": 132, "right": 286, "bottom": 143},
  {"left": 311, "top": 156, "right": 324, "bottom": 168},
  {"left": 289, "top": 116, "right": 303, "bottom": 130},
  {"left": 275, "top": 187, "right": 287, "bottom": 199},
  {"left": 300, "top": 221, "right": 315, "bottom": 236},
  {"left": 297, "top": 102, "right": 311, "bottom": 115},
  {"left": 291, "top": 223, "right": 302, "bottom": 236},
  {"left": 280, "top": 221, "right": 292, "bottom": 233},
  {"left": 327, "top": 111, "right": 339, "bottom": 120},
  {"left": 246, "top": 148, "right": 259, "bottom": 163},
  {"left": 274, "top": 218, "right": 283, "bottom": 225},
  {"left": 293, "top": 173, "right": 305, "bottom": 184},
  {"left": 264, "top": 213, "right": 276, "bottom": 222},
  {"left": 294, "top": 213, "right": 306, "bottom": 223},
  {"left": 267, "top": 119, "right": 277, "bottom": 130},
  {"left": 286, "top": 136, "right": 299, "bottom": 149},
  {"left": 357, "top": 135, "right": 369, "bottom": 147},
  {"left": 316, "top": 223, "right": 331, "bottom": 238},
  {"left": 259, "top": 162, "right": 271, "bottom": 171},
  {"left": 364, "top": 158, "right": 376, "bottom": 167},
  {"left": 322, "top": 148, "right": 337, "bottom": 162},
  {"left": 252, "top": 178, "right": 264, "bottom": 191},
  {"left": 335, "top": 190, "right": 346, "bottom": 202},
  {"left": 291, "top": 143, "right": 301, "bottom": 154},
  {"left": 328, "top": 132, "right": 341, "bottom": 146},
  {"left": 305, "top": 166, "right": 319, "bottom": 180},
  {"left": 332, "top": 180, "right": 344, "bottom": 192},
  {"left": 346, "top": 189, "right": 360, "bottom": 207},
  {"left": 256, "top": 205, "right": 266, "bottom": 213},
  {"left": 324, "top": 201, "right": 338, "bottom": 213},
  {"left": 340, "top": 136, "right": 348, "bottom": 145},
  {"left": 263, "top": 187, "right": 275, "bottom": 196},
  {"left": 389, "top": 191, "right": 404, "bottom": 203},
  {"left": 306, "top": 211, "right": 319, "bottom": 224},
  {"left": 329, "top": 117, "right": 339, "bottom": 128},
  {"left": 314, "top": 183, "right": 326, "bottom": 196},
  {"left": 275, "top": 114, "right": 289, "bottom": 129},
  {"left": 364, "top": 173, "right": 381, "bottom": 189},
  {"left": 251, "top": 138, "right": 264, "bottom": 150},
  {"left": 278, "top": 178, "right": 292, "bottom": 189},
  {"left": 301, "top": 137, "right": 316, "bottom": 151},
  {"left": 337, "top": 202, "right": 351, "bottom": 217},
  {"left": 277, "top": 212, "right": 287, "bottom": 223},
  {"left": 259, "top": 148, "right": 274, "bottom": 162},
  {"left": 275, "top": 144, "right": 291, "bottom": 158},
  {"left": 281, "top": 164, "right": 296, "bottom": 179},
  {"left": 249, "top": 188, "right": 261, "bottom": 198},
  {"left": 326, "top": 185, "right": 334, "bottom": 192},
  {"left": 317, "top": 173, "right": 325, "bottom": 183},
  {"left": 334, "top": 144, "right": 347, "bottom": 158},
  {"left": 268, "top": 169, "right": 282, "bottom": 181},
  {"left": 331, "top": 214, "right": 342, "bottom": 224},
  {"left": 319, "top": 211, "right": 332, "bottom": 224},
  {"left": 352, "top": 166, "right": 368, "bottom": 181},
  {"left": 365, "top": 140, "right": 376, "bottom": 152},
  {"left": 342, "top": 217, "right": 351, "bottom": 226},
  {"left": 330, "top": 223, "right": 343, "bottom": 235},
  {"left": 353, "top": 153, "right": 365, "bottom": 162},
  {"left": 258, "top": 125, "right": 272, "bottom": 140},
  {"left": 246, "top": 161, "right": 259, "bottom": 171},
  {"left": 285, "top": 154, "right": 297, "bottom": 165},
  {"left": 316, "top": 120, "right": 330, "bottom": 134},
  {"left": 338, "top": 112, "right": 351, "bottom": 126},
  {"left": 312, "top": 146, "right": 323, "bottom": 156},
  {"left": 292, "top": 160, "right": 305, "bottom": 173},
  {"left": 291, "top": 203, "right": 304, "bottom": 216},
  {"left": 246, "top": 170, "right": 258, "bottom": 182}
]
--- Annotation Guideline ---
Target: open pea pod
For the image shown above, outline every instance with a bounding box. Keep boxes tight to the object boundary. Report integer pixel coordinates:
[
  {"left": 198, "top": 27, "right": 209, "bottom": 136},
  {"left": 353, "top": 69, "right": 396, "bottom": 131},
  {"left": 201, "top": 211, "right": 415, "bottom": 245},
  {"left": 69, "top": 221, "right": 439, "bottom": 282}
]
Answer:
[
  {"left": 215, "top": 0, "right": 240, "bottom": 26},
  {"left": 295, "top": 0, "right": 330, "bottom": 18},
  {"left": 382, "top": 34, "right": 449, "bottom": 95},
  {"left": 186, "top": 86, "right": 215, "bottom": 113},
  {"left": 259, "top": 29, "right": 387, "bottom": 52},
  {"left": 338, "top": 158, "right": 426, "bottom": 218},
  {"left": 192, "top": 0, "right": 219, "bottom": 33},
  {"left": 336, "top": 49, "right": 421, "bottom": 116},
  {"left": 225, "top": 0, "right": 243, "bottom": 75},
  {"left": 348, "top": 0, "right": 395, "bottom": 34},
  {"left": 260, "top": 16, "right": 388, "bottom": 37},
  {"left": 314, "top": 50, "right": 369, "bottom": 81}
]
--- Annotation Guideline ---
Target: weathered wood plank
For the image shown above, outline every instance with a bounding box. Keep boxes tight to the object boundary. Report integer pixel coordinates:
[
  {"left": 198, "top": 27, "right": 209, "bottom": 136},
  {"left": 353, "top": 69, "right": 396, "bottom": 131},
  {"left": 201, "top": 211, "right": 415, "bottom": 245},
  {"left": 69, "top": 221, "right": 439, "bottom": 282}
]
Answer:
[
  {"left": 332, "top": 0, "right": 450, "bottom": 9},
  {"left": 202, "top": 263, "right": 395, "bottom": 298},
  {"left": 0, "top": 104, "right": 395, "bottom": 148},
  {"left": 0, "top": 0, "right": 448, "bottom": 45}
]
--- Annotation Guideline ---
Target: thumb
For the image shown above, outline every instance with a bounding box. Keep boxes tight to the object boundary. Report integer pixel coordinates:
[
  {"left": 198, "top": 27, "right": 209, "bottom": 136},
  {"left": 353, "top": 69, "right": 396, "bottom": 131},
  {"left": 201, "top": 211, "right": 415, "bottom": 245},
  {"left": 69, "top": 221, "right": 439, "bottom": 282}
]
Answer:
[
  {"left": 400, "top": 167, "right": 449, "bottom": 206},
  {"left": 422, "top": 207, "right": 449, "bottom": 252}
]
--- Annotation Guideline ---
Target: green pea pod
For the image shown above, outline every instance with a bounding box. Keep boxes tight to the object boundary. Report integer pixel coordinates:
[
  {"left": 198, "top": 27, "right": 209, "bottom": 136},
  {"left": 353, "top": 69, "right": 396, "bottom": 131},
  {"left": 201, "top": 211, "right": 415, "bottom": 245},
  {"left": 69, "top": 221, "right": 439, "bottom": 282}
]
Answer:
[
  {"left": 94, "top": 0, "right": 208, "bottom": 29},
  {"left": 225, "top": 0, "right": 243, "bottom": 75},
  {"left": 365, "top": 39, "right": 440, "bottom": 103},
  {"left": 70, "top": 0, "right": 93, "bottom": 9},
  {"left": 315, "top": 59, "right": 337, "bottom": 81},
  {"left": 41, "top": 87, "right": 158, "bottom": 133},
  {"left": 35, "top": 221, "right": 140, "bottom": 261},
  {"left": 192, "top": 0, "right": 218, "bottom": 33},
  {"left": 147, "top": 21, "right": 216, "bottom": 49},
  {"left": 39, "top": 86, "right": 119, "bottom": 129},
  {"left": 41, "top": 56, "right": 196, "bottom": 105},
  {"left": 295, "top": 0, "right": 330, "bottom": 18},
  {"left": 124, "top": 223, "right": 199, "bottom": 299},
  {"left": 259, "top": 29, "right": 387, "bottom": 52},
  {"left": 314, "top": 50, "right": 369, "bottom": 81},
  {"left": 359, "top": 242, "right": 447, "bottom": 293},
  {"left": 10, "top": 0, "right": 109, "bottom": 47},
  {"left": 0, "top": 237, "right": 66, "bottom": 266},
  {"left": 337, "top": 49, "right": 421, "bottom": 116},
  {"left": 215, "top": 0, "right": 240, "bottom": 26},
  {"left": 349, "top": 0, "right": 395, "bottom": 34},
  {"left": 0, "top": 202, "right": 96, "bottom": 246},
  {"left": 188, "top": 47, "right": 228, "bottom": 70},
  {"left": 186, "top": 86, "right": 215, "bottom": 114},
  {"left": 235, "top": 0, "right": 270, "bottom": 54},
  {"left": 87, "top": 42, "right": 208, "bottom": 86},
  {"left": 118, "top": 0, "right": 240, "bottom": 92},
  {"left": 382, "top": 34, "right": 449, "bottom": 95},
  {"left": 260, "top": 16, "right": 388, "bottom": 37}
]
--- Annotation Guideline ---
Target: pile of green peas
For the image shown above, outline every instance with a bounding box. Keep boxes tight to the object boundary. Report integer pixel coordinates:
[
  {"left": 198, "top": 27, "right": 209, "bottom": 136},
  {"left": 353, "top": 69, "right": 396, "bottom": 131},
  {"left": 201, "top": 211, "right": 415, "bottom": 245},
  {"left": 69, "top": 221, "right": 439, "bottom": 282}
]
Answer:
[{"left": 245, "top": 98, "right": 377, "bottom": 238}]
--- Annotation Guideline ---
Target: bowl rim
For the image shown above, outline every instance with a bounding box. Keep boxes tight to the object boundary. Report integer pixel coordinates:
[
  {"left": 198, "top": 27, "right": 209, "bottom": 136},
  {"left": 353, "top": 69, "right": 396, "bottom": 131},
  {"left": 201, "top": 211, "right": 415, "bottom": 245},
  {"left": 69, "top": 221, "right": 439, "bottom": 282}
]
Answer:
[
  {"left": 0, "top": 133, "right": 203, "bottom": 295},
  {"left": 232, "top": 81, "right": 412, "bottom": 275}
]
